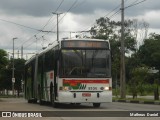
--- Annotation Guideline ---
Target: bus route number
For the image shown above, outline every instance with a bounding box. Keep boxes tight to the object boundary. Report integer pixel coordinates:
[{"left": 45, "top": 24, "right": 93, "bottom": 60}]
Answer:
[{"left": 88, "top": 87, "right": 97, "bottom": 90}]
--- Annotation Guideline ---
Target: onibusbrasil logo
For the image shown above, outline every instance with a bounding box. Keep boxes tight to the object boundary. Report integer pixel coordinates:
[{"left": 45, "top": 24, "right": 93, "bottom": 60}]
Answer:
[{"left": 1, "top": 112, "right": 42, "bottom": 118}]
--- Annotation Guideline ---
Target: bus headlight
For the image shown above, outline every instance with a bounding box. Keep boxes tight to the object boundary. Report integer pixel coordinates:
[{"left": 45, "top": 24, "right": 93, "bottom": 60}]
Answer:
[
  {"left": 100, "top": 86, "right": 111, "bottom": 91},
  {"left": 104, "top": 87, "right": 109, "bottom": 90},
  {"left": 64, "top": 86, "right": 69, "bottom": 91},
  {"left": 63, "top": 86, "right": 72, "bottom": 91}
]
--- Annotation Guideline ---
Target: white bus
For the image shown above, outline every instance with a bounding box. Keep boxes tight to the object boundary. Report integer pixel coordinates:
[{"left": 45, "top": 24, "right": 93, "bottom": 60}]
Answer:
[{"left": 24, "top": 39, "right": 112, "bottom": 108}]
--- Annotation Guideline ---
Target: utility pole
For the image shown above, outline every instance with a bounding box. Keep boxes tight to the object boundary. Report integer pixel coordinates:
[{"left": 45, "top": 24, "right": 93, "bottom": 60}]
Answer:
[
  {"left": 52, "top": 12, "right": 63, "bottom": 43},
  {"left": 7, "top": 52, "right": 10, "bottom": 60},
  {"left": 21, "top": 46, "right": 23, "bottom": 59},
  {"left": 70, "top": 32, "right": 72, "bottom": 39},
  {"left": 17, "top": 50, "right": 19, "bottom": 58},
  {"left": 120, "top": 0, "right": 126, "bottom": 99},
  {"left": 34, "top": 35, "right": 38, "bottom": 53},
  {"left": 26, "top": 54, "right": 28, "bottom": 60},
  {"left": 12, "top": 37, "right": 17, "bottom": 96}
]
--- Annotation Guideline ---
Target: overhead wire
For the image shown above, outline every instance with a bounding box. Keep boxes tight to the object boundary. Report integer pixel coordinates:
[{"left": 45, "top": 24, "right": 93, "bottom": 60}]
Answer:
[
  {"left": 81, "top": 0, "right": 147, "bottom": 33},
  {"left": 21, "top": 0, "right": 65, "bottom": 50},
  {"left": 125, "top": 0, "right": 147, "bottom": 9},
  {"left": 38, "top": 0, "right": 78, "bottom": 42},
  {"left": 47, "top": 0, "right": 80, "bottom": 41},
  {"left": 38, "top": 0, "right": 86, "bottom": 37},
  {"left": 0, "top": 18, "right": 40, "bottom": 31},
  {"left": 18, "top": 0, "right": 148, "bottom": 51},
  {"left": 41, "top": 0, "right": 79, "bottom": 38},
  {"left": 59, "top": 0, "right": 78, "bottom": 23},
  {"left": 41, "top": 0, "right": 64, "bottom": 31},
  {"left": 36, "top": 0, "right": 65, "bottom": 49},
  {"left": 81, "top": 0, "right": 128, "bottom": 32},
  {"left": 72, "top": 0, "right": 86, "bottom": 10},
  {"left": 110, "top": 0, "right": 147, "bottom": 20},
  {"left": 23, "top": 0, "right": 78, "bottom": 50}
]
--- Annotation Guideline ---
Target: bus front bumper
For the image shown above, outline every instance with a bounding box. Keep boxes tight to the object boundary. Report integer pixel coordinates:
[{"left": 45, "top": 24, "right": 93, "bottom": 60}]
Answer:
[{"left": 57, "top": 91, "right": 112, "bottom": 103}]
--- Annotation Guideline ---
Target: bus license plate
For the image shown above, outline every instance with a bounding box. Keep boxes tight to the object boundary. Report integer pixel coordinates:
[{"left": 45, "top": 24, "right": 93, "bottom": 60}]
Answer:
[{"left": 82, "top": 93, "right": 91, "bottom": 97}]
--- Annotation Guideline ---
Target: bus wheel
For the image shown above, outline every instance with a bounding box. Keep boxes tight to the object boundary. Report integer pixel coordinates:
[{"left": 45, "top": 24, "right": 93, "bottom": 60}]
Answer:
[
  {"left": 93, "top": 103, "right": 100, "bottom": 108},
  {"left": 51, "top": 94, "right": 58, "bottom": 108},
  {"left": 76, "top": 103, "right": 81, "bottom": 105},
  {"left": 52, "top": 101, "right": 58, "bottom": 108},
  {"left": 33, "top": 98, "right": 37, "bottom": 103},
  {"left": 51, "top": 100, "right": 58, "bottom": 108},
  {"left": 39, "top": 100, "right": 44, "bottom": 105},
  {"left": 28, "top": 99, "right": 32, "bottom": 103}
]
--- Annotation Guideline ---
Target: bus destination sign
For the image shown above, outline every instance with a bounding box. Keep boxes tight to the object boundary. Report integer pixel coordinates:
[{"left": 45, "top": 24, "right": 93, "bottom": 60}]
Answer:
[{"left": 61, "top": 40, "right": 109, "bottom": 49}]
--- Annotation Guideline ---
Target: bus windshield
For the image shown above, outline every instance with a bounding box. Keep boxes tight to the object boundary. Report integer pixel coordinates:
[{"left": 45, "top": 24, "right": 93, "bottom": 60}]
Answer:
[{"left": 60, "top": 49, "right": 111, "bottom": 78}]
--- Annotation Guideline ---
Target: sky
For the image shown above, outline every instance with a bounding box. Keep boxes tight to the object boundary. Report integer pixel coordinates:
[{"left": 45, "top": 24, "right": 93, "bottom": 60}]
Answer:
[{"left": 0, "top": 0, "right": 160, "bottom": 59}]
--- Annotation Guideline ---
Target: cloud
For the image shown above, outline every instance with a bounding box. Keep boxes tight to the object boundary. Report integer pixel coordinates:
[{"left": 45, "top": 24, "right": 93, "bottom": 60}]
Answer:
[
  {"left": 127, "top": 10, "right": 160, "bottom": 29},
  {"left": 0, "top": 0, "right": 159, "bottom": 17},
  {"left": 1, "top": 0, "right": 160, "bottom": 57},
  {"left": 0, "top": 0, "right": 56, "bottom": 17},
  {"left": 124, "top": 0, "right": 160, "bottom": 16},
  {"left": 143, "top": 10, "right": 160, "bottom": 29}
]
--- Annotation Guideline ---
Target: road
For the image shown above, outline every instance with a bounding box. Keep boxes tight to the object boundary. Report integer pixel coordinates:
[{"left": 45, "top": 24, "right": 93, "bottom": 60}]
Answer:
[{"left": 0, "top": 98, "right": 160, "bottom": 120}]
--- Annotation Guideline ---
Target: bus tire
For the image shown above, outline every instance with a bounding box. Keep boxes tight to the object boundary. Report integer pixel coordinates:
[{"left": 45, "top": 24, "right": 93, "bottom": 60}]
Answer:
[
  {"left": 50, "top": 83, "right": 58, "bottom": 108},
  {"left": 39, "top": 100, "right": 44, "bottom": 105},
  {"left": 28, "top": 99, "right": 31, "bottom": 103},
  {"left": 52, "top": 102, "right": 58, "bottom": 108},
  {"left": 51, "top": 94, "right": 58, "bottom": 108},
  {"left": 33, "top": 98, "right": 37, "bottom": 103},
  {"left": 76, "top": 103, "right": 81, "bottom": 105},
  {"left": 93, "top": 103, "right": 100, "bottom": 108}
]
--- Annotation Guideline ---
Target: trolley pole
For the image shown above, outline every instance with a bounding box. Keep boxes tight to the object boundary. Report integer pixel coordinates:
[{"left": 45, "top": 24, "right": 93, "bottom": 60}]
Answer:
[
  {"left": 52, "top": 12, "right": 63, "bottom": 43},
  {"left": 120, "top": 0, "right": 126, "bottom": 99},
  {"left": 12, "top": 37, "right": 17, "bottom": 96}
]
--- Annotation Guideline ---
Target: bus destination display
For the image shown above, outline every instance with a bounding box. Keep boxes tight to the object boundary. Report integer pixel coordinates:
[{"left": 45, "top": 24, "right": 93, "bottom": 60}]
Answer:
[{"left": 61, "top": 40, "right": 109, "bottom": 49}]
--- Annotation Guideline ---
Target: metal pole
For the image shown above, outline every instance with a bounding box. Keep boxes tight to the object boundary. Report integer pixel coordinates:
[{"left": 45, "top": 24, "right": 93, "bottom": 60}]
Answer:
[
  {"left": 18, "top": 50, "right": 19, "bottom": 59},
  {"left": 120, "top": 0, "right": 126, "bottom": 98},
  {"left": 70, "top": 32, "right": 72, "bottom": 39},
  {"left": 21, "top": 46, "right": 23, "bottom": 59},
  {"left": 12, "top": 37, "right": 17, "bottom": 96},
  {"left": 52, "top": 12, "right": 63, "bottom": 43},
  {"left": 57, "top": 14, "right": 59, "bottom": 42}
]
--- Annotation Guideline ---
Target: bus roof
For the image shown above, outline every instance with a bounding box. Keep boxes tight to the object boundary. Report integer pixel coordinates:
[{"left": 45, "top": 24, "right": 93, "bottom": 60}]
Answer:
[
  {"left": 62, "top": 38, "right": 109, "bottom": 42},
  {"left": 25, "top": 38, "right": 110, "bottom": 65},
  {"left": 61, "top": 38, "right": 110, "bottom": 49}
]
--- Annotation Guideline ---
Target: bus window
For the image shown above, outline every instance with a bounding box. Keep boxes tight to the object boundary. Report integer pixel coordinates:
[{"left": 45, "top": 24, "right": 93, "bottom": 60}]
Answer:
[{"left": 60, "top": 49, "right": 111, "bottom": 78}]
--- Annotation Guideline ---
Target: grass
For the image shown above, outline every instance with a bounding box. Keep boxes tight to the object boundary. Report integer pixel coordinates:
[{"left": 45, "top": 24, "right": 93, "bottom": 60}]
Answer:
[
  {"left": 113, "top": 97, "right": 160, "bottom": 102},
  {"left": 113, "top": 89, "right": 156, "bottom": 96},
  {"left": 0, "top": 94, "right": 23, "bottom": 98}
]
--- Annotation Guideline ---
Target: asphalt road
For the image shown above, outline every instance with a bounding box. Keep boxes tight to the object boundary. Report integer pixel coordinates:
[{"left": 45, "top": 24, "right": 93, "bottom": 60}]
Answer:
[{"left": 0, "top": 98, "right": 160, "bottom": 120}]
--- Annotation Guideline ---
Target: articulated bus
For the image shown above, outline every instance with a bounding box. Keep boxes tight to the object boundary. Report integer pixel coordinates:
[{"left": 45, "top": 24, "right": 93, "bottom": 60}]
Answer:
[{"left": 24, "top": 39, "right": 112, "bottom": 108}]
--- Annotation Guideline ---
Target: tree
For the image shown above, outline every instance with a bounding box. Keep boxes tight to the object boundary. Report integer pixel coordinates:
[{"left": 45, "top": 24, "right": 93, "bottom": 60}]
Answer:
[
  {"left": 138, "top": 33, "right": 160, "bottom": 70},
  {"left": 126, "top": 53, "right": 141, "bottom": 84},
  {"left": 0, "top": 49, "right": 9, "bottom": 92},
  {"left": 90, "top": 17, "right": 137, "bottom": 90},
  {"left": 137, "top": 33, "right": 160, "bottom": 100},
  {"left": 128, "top": 66, "right": 149, "bottom": 99},
  {"left": 0, "top": 67, "right": 12, "bottom": 94},
  {"left": 138, "top": 33, "right": 160, "bottom": 79},
  {"left": 14, "top": 58, "right": 26, "bottom": 97},
  {"left": 153, "top": 79, "right": 159, "bottom": 100},
  {"left": 0, "top": 52, "right": 25, "bottom": 96},
  {"left": 0, "top": 49, "right": 8, "bottom": 71}
]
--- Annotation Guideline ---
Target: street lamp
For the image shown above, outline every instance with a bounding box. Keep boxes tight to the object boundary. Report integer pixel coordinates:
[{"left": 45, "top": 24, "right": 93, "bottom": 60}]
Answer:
[{"left": 12, "top": 37, "right": 18, "bottom": 96}]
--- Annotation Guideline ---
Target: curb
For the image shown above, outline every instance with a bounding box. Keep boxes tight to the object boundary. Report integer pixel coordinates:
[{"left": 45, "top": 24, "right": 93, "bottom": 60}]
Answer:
[{"left": 113, "top": 100, "right": 160, "bottom": 105}]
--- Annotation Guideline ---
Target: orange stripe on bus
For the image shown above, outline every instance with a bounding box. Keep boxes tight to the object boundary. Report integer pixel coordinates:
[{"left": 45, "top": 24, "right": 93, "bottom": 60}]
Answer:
[{"left": 63, "top": 79, "right": 109, "bottom": 84}]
